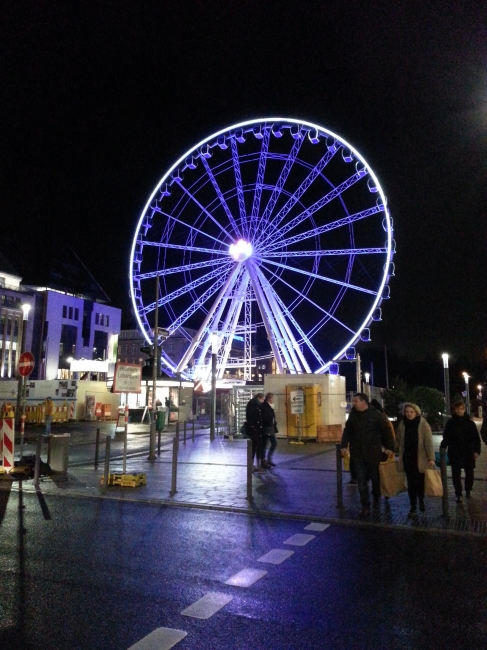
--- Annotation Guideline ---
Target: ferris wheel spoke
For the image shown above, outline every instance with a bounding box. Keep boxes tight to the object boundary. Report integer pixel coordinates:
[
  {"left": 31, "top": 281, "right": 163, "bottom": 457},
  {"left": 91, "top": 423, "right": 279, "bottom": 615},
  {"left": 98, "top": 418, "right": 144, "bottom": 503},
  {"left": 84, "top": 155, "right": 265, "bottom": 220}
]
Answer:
[
  {"left": 134, "top": 258, "right": 228, "bottom": 281},
  {"left": 263, "top": 247, "right": 388, "bottom": 258},
  {"left": 140, "top": 264, "right": 233, "bottom": 316},
  {"left": 261, "top": 263, "right": 355, "bottom": 334},
  {"left": 176, "top": 264, "right": 243, "bottom": 373},
  {"left": 200, "top": 155, "right": 242, "bottom": 238},
  {"left": 261, "top": 205, "right": 385, "bottom": 254},
  {"left": 214, "top": 272, "right": 250, "bottom": 379},
  {"left": 231, "top": 137, "right": 248, "bottom": 236},
  {"left": 259, "top": 257, "right": 378, "bottom": 296},
  {"left": 151, "top": 207, "right": 227, "bottom": 246},
  {"left": 265, "top": 145, "right": 339, "bottom": 233},
  {"left": 137, "top": 240, "right": 228, "bottom": 257},
  {"left": 276, "top": 170, "right": 367, "bottom": 239},
  {"left": 249, "top": 128, "right": 271, "bottom": 235},
  {"left": 253, "top": 265, "right": 310, "bottom": 372},
  {"left": 173, "top": 182, "right": 234, "bottom": 242}
]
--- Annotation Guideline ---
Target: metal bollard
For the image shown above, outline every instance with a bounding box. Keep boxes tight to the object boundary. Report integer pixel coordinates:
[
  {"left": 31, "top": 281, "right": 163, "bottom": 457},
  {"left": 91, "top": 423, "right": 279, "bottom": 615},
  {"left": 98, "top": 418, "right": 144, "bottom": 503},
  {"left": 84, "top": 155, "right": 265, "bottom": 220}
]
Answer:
[
  {"left": 246, "top": 438, "right": 253, "bottom": 501},
  {"left": 157, "top": 428, "right": 162, "bottom": 455},
  {"left": 440, "top": 447, "right": 449, "bottom": 518},
  {"left": 183, "top": 420, "right": 187, "bottom": 445},
  {"left": 192, "top": 417, "right": 195, "bottom": 442},
  {"left": 170, "top": 431, "right": 179, "bottom": 495},
  {"left": 336, "top": 443, "right": 343, "bottom": 509},
  {"left": 94, "top": 428, "right": 101, "bottom": 469},
  {"left": 103, "top": 435, "right": 111, "bottom": 489},
  {"left": 148, "top": 420, "right": 156, "bottom": 461},
  {"left": 34, "top": 434, "right": 43, "bottom": 486},
  {"left": 176, "top": 420, "right": 180, "bottom": 439}
]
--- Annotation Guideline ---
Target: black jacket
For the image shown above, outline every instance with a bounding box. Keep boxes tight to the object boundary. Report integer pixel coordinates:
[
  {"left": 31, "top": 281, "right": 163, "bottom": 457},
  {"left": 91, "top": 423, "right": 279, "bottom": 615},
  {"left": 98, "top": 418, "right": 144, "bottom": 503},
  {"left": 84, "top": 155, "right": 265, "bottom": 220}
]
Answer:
[
  {"left": 441, "top": 413, "right": 481, "bottom": 469},
  {"left": 260, "top": 399, "right": 277, "bottom": 432},
  {"left": 246, "top": 397, "right": 263, "bottom": 436},
  {"left": 342, "top": 406, "right": 394, "bottom": 464}
]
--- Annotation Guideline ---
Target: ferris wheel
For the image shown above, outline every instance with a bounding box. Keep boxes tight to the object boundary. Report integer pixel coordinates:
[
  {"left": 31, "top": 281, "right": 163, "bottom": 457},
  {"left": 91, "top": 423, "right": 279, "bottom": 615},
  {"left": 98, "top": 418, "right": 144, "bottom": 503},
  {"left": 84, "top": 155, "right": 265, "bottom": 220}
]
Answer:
[{"left": 130, "top": 118, "right": 394, "bottom": 380}]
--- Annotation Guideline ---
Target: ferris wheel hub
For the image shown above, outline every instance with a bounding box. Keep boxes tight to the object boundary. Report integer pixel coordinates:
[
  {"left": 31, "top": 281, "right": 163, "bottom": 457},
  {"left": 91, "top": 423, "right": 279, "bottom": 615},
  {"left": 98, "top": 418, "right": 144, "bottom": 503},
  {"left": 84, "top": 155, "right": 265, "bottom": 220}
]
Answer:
[{"left": 229, "top": 239, "right": 252, "bottom": 262}]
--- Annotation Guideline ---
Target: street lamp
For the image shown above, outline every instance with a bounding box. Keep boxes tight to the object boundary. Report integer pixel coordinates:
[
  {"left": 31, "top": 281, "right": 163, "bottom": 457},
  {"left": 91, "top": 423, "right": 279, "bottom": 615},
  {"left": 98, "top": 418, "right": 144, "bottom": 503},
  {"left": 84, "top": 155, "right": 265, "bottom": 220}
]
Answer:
[
  {"left": 462, "top": 372, "right": 470, "bottom": 415},
  {"left": 364, "top": 371, "right": 370, "bottom": 399},
  {"left": 210, "top": 333, "right": 219, "bottom": 441},
  {"left": 441, "top": 353, "right": 450, "bottom": 416}
]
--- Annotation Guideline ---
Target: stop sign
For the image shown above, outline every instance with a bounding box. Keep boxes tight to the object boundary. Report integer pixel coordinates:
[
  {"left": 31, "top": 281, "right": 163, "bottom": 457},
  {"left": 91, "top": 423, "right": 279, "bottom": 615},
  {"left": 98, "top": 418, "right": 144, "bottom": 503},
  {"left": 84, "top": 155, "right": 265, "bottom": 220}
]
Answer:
[{"left": 18, "top": 351, "right": 35, "bottom": 377}]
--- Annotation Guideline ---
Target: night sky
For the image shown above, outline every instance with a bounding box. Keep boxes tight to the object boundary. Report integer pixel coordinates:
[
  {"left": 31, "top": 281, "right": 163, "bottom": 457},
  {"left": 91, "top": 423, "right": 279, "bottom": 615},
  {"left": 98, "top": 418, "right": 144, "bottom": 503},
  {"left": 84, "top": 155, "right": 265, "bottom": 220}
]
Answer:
[{"left": 3, "top": 2, "right": 487, "bottom": 394}]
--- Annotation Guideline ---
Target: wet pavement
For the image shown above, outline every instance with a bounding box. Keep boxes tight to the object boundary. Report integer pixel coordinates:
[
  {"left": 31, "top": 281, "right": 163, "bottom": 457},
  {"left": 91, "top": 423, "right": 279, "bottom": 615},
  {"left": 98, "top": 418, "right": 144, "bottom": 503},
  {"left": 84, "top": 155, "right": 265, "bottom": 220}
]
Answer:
[{"left": 4, "top": 419, "right": 487, "bottom": 536}]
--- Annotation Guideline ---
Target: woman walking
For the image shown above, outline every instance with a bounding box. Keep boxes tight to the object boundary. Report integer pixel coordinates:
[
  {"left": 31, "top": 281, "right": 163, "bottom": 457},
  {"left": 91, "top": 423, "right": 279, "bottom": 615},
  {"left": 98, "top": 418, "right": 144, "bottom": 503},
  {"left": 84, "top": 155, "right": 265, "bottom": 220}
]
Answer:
[
  {"left": 396, "top": 402, "right": 435, "bottom": 517},
  {"left": 260, "top": 392, "right": 278, "bottom": 468},
  {"left": 441, "top": 400, "right": 481, "bottom": 502}
]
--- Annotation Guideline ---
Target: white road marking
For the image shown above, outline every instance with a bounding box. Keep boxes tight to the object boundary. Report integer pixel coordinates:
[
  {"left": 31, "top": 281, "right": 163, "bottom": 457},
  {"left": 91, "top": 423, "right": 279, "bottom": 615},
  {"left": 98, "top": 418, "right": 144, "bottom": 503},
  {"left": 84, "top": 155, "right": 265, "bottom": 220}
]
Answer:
[
  {"left": 304, "top": 523, "right": 330, "bottom": 532},
  {"left": 181, "top": 592, "right": 233, "bottom": 619},
  {"left": 283, "top": 533, "right": 315, "bottom": 546},
  {"left": 224, "top": 568, "right": 268, "bottom": 587},
  {"left": 127, "top": 627, "right": 187, "bottom": 650},
  {"left": 257, "top": 549, "right": 294, "bottom": 564}
]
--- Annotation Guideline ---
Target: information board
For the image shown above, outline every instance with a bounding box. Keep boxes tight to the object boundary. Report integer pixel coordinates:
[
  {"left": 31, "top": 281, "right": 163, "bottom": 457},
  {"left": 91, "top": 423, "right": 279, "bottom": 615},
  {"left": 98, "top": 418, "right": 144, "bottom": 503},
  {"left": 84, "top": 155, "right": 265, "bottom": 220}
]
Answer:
[
  {"left": 290, "top": 389, "right": 304, "bottom": 415},
  {"left": 113, "top": 363, "right": 142, "bottom": 394}
]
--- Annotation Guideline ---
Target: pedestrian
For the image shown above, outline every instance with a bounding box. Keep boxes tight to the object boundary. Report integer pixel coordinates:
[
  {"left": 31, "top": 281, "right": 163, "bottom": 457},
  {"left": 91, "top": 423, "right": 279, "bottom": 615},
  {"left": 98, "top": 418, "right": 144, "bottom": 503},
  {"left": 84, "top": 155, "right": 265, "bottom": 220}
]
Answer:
[
  {"left": 396, "top": 402, "right": 435, "bottom": 517},
  {"left": 44, "top": 396, "right": 54, "bottom": 435},
  {"left": 260, "top": 392, "right": 278, "bottom": 468},
  {"left": 370, "top": 398, "right": 396, "bottom": 458},
  {"left": 341, "top": 392, "right": 395, "bottom": 517},
  {"left": 246, "top": 392, "right": 265, "bottom": 472},
  {"left": 440, "top": 399, "right": 481, "bottom": 502}
]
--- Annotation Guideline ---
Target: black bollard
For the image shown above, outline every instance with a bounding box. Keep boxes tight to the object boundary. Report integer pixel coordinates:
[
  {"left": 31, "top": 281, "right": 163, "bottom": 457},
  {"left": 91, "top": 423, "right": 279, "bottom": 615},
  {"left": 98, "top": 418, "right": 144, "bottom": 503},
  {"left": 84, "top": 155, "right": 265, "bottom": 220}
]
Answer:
[
  {"left": 192, "top": 417, "right": 195, "bottom": 442},
  {"left": 94, "top": 428, "right": 101, "bottom": 469},
  {"left": 103, "top": 436, "right": 111, "bottom": 489},
  {"left": 246, "top": 438, "right": 253, "bottom": 501},
  {"left": 183, "top": 420, "right": 187, "bottom": 444},
  {"left": 336, "top": 443, "right": 343, "bottom": 509},
  {"left": 440, "top": 447, "right": 449, "bottom": 518},
  {"left": 34, "top": 434, "right": 43, "bottom": 486},
  {"left": 170, "top": 431, "right": 179, "bottom": 495}
]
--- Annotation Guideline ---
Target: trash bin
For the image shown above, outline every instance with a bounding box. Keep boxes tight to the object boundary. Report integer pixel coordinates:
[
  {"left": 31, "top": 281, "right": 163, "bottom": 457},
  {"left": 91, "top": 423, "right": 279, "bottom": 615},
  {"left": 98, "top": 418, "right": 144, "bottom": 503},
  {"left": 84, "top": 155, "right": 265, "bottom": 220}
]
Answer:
[
  {"left": 49, "top": 433, "right": 70, "bottom": 474},
  {"left": 156, "top": 410, "right": 166, "bottom": 432}
]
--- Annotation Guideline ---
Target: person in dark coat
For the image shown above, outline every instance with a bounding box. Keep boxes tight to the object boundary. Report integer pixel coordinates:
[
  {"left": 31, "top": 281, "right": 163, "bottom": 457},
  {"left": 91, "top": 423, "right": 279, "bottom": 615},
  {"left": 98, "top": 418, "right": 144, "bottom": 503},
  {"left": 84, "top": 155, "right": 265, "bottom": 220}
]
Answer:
[
  {"left": 341, "top": 392, "right": 395, "bottom": 517},
  {"left": 441, "top": 399, "right": 481, "bottom": 502},
  {"left": 260, "top": 392, "right": 278, "bottom": 468},
  {"left": 246, "top": 393, "right": 265, "bottom": 472}
]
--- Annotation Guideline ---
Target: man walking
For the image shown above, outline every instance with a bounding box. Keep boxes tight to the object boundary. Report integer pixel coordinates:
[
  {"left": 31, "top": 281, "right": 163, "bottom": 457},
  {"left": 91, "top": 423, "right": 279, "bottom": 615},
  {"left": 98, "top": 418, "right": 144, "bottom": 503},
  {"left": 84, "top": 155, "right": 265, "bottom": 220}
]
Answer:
[
  {"left": 342, "top": 393, "right": 394, "bottom": 517},
  {"left": 246, "top": 392, "right": 265, "bottom": 471}
]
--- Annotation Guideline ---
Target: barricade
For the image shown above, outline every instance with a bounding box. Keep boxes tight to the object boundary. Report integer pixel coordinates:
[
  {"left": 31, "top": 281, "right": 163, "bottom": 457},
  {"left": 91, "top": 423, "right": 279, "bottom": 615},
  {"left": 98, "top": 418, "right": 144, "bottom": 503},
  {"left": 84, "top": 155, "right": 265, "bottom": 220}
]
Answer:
[
  {"left": 69, "top": 402, "right": 75, "bottom": 420},
  {"left": 95, "top": 403, "right": 103, "bottom": 419},
  {"left": 1, "top": 418, "right": 15, "bottom": 471},
  {"left": 102, "top": 404, "right": 112, "bottom": 420}
]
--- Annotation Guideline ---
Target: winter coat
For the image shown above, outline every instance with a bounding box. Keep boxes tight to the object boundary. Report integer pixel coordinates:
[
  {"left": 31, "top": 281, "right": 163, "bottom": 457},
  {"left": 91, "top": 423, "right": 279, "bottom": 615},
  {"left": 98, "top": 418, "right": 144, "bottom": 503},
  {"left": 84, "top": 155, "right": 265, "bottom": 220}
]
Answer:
[
  {"left": 341, "top": 406, "right": 394, "bottom": 464},
  {"left": 246, "top": 397, "right": 263, "bottom": 437},
  {"left": 260, "top": 399, "right": 277, "bottom": 432},
  {"left": 441, "top": 413, "right": 481, "bottom": 469},
  {"left": 396, "top": 416, "right": 435, "bottom": 473},
  {"left": 480, "top": 417, "right": 487, "bottom": 446}
]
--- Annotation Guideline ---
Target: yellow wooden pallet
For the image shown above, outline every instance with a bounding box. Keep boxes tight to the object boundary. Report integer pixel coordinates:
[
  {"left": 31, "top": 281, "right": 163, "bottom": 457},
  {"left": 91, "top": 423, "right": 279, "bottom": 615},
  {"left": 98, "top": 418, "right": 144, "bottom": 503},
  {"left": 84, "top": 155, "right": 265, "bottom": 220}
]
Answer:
[{"left": 100, "top": 472, "right": 146, "bottom": 487}]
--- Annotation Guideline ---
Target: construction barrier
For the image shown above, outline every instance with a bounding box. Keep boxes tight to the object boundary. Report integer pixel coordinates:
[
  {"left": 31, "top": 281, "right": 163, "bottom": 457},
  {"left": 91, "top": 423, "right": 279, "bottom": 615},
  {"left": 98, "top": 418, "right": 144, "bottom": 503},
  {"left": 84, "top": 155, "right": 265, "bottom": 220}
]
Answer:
[
  {"left": 1, "top": 418, "right": 15, "bottom": 471},
  {"left": 101, "top": 404, "right": 112, "bottom": 420},
  {"left": 69, "top": 402, "right": 75, "bottom": 420},
  {"left": 95, "top": 403, "right": 103, "bottom": 419},
  {"left": 54, "top": 405, "right": 68, "bottom": 423},
  {"left": 100, "top": 472, "right": 147, "bottom": 488}
]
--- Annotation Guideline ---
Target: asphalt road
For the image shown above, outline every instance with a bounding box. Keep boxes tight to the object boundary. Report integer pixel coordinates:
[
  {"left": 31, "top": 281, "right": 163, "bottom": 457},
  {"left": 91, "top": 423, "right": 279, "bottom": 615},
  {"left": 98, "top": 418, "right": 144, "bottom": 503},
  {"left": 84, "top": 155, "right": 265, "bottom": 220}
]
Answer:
[{"left": 0, "top": 491, "right": 486, "bottom": 650}]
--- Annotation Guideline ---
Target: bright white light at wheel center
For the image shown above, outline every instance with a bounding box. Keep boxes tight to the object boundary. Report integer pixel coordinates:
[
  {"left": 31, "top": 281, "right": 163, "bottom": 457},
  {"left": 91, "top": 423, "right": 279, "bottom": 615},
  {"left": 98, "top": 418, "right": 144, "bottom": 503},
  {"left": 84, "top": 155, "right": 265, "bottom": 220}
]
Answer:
[{"left": 229, "top": 239, "right": 252, "bottom": 262}]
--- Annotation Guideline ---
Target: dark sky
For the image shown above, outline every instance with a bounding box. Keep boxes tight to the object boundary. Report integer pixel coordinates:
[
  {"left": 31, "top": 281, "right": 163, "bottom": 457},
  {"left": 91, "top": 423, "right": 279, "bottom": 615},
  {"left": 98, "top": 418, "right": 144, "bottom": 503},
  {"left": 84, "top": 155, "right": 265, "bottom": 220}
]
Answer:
[{"left": 2, "top": 1, "right": 487, "bottom": 392}]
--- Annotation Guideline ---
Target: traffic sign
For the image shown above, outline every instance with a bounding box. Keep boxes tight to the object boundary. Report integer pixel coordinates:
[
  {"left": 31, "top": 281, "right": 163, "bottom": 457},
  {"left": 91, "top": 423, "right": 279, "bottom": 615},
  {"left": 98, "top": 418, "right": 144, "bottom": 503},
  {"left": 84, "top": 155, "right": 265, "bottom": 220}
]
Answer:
[
  {"left": 290, "top": 389, "right": 304, "bottom": 415},
  {"left": 18, "top": 352, "right": 35, "bottom": 377}
]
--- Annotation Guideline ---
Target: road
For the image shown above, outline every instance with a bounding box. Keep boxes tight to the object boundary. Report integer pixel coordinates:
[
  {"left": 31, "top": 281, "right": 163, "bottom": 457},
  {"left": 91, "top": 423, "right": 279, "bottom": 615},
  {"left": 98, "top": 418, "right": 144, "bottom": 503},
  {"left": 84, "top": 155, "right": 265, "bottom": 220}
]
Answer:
[{"left": 0, "top": 491, "right": 486, "bottom": 650}]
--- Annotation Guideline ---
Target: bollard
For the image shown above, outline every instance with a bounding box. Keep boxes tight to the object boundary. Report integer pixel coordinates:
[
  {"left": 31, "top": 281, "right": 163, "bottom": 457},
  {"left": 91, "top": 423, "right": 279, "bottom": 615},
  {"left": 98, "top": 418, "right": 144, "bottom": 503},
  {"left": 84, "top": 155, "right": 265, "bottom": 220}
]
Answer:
[
  {"left": 336, "top": 443, "right": 343, "bottom": 509},
  {"left": 192, "top": 417, "right": 195, "bottom": 442},
  {"left": 148, "top": 419, "right": 156, "bottom": 461},
  {"left": 34, "top": 434, "right": 42, "bottom": 486},
  {"left": 170, "top": 431, "right": 179, "bottom": 495},
  {"left": 94, "top": 428, "right": 101, "bottom": 469},
  {"left": 183, "top": 420, "right": 187, "bottom": 445},
  {"left": 246, "top": 438, "right": 253, "bottom": 501},
  {"left": 176, "top": 420, "right": 180, "bottom": 439},
  {"left": 440, "top": 447, "right": 449, "bottom": 518},
  {"left": 19, "top": 415, "right": 26, "bottom": 461},
  {"left": 103, "top": 435, "right": 111, "bottom": 489},
  {"left": 157, "top": 428, "right": 162, "bottom": 455},
  {"left": 123, "top": 424, "right": 128, "bottom": 475}
]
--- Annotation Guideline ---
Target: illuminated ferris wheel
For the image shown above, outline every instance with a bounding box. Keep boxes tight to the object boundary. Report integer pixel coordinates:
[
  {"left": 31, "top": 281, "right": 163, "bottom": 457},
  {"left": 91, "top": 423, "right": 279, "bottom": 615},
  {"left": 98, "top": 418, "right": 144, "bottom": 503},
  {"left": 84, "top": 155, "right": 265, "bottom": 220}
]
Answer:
[{"left": 130, "top": 118, "right": 394, "bottom": 380}]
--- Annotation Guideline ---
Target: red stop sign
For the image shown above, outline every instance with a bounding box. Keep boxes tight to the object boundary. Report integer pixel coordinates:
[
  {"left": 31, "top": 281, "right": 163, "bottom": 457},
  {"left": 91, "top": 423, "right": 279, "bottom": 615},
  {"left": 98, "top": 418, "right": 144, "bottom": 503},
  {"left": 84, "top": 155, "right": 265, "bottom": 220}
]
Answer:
[{"left": 18, "top": 352, "right": 35, "bottom": 377}]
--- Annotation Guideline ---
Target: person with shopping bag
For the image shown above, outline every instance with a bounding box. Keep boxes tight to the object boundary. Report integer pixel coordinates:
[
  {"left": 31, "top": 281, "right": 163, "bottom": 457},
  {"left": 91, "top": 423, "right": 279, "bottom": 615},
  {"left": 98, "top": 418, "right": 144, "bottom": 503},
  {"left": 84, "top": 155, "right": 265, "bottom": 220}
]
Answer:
[
  {"left": 440, "top": 399, "right": 481, "bottom": 502},
  {"left": 396, "top": 402, "right": 435, "bottom": 517}
]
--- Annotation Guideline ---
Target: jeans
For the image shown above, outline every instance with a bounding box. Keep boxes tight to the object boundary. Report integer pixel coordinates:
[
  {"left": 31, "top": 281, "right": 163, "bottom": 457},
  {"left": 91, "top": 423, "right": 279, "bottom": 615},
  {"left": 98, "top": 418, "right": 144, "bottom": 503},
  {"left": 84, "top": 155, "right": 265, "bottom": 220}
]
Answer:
[
  {"left": 45, "top": 415, "right": 53, "bottom": 435},
  {"left": 451, "top": 464, "right": 474, "bottom": 496},
  {"left": 355, "top": 459, "right": 380, "bottom": 507},
  {"left": 261, "top": 427, "right": 277, "bottom": 461}
]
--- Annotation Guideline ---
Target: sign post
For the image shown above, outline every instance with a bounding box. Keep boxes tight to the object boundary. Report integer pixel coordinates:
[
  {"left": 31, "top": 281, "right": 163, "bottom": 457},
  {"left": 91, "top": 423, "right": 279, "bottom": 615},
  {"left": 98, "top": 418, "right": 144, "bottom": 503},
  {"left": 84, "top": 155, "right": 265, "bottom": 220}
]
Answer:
[
  {"left": 290, "top": 389, "right": 305, "bottom": 443},
  {"left": 17, "top": 351, "right": 35, "bottom": 460}
]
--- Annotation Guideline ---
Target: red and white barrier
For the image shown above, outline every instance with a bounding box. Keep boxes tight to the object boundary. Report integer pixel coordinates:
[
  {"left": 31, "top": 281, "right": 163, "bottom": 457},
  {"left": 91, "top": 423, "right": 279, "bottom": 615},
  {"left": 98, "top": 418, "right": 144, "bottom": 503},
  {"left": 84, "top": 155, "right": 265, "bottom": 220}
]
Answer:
[
  {"left": 69, "top": 402, "right": 75, "bottom": 420},
  {"left": 1, "top": 418, "right": 15, "bottom": 471}
]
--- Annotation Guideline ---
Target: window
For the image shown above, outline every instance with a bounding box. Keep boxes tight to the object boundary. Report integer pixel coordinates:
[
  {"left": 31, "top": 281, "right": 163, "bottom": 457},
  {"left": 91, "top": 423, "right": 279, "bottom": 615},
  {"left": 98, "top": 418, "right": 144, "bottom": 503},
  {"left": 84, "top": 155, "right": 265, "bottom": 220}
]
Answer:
[
  {"left": 106, "top": 315, "right": 109, "bottom": 327},
  {"left": 74, "top": 308, "right": 79, "bottom": 320},
  {"left": 68, "top": 306, "right": 73, "bottom": 319},
  {"left": 95, "top": 313, "right": 100, "bottom": 325},
  {"left": 62, "top": 305, "right": 67, "bottom": 318}
]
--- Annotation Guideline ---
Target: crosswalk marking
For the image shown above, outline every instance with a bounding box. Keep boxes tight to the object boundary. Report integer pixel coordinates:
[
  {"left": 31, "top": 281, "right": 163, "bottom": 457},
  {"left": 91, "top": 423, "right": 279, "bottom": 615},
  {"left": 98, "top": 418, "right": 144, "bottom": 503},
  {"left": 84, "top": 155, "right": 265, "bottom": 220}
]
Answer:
[
  {"left": 304, "top": 523, "right": 330, "bottom": 532},
  {"left": 224, "top": 568, "right": 267, "bottom": 587},
  {"left": 257, "top": 549, "right": 294, "bottom": 564},
  {"left": 181, "top": 592, "right": 233, "bottom": 619},
  {"left": 127, "top": 627, "right": 187, "bottom": 650},
  {"left": 283, "top": 533, "right": 315, "bottom": 546}
]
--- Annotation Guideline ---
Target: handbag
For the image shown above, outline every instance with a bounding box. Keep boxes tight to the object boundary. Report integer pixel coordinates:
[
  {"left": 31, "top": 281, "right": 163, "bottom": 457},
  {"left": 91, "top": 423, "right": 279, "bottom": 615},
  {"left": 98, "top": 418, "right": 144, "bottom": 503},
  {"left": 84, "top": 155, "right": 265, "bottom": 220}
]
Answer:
[
  {"left": 424, "top": 468, "right": 443, "bottom": 497},
  {"left": 342, "top": 449, "right": 350, "bottom": 472},
  {"left": 379, "top": 460, "right": 407, "bottom": 497}
]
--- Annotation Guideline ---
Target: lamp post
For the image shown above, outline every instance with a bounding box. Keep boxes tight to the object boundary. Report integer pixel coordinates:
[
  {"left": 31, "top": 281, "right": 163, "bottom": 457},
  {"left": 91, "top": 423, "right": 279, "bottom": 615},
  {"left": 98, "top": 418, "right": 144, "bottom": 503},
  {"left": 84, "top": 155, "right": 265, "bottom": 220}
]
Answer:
[
  {"left": 210, "top": 333, "right": 219, "bottom": 441},
  {"left": 364, "top": 371, "right": 370, "bottom": 399},
  {"left": 462, "top": 372, "right": 470, "bottom": 415},
  {"left": 441, "top": 353, "right": 450, "bottom": 416},
  {"left": 15, "top": 304, "right": 31, "bottom": 428}
]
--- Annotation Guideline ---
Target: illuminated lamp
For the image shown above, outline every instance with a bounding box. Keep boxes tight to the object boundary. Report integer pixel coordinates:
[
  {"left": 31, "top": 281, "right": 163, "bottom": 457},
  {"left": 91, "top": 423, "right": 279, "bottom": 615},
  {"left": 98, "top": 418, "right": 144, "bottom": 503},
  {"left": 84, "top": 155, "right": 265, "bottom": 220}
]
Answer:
[{"left": 229, "top": 240, "right": 252, "bottom": 262}]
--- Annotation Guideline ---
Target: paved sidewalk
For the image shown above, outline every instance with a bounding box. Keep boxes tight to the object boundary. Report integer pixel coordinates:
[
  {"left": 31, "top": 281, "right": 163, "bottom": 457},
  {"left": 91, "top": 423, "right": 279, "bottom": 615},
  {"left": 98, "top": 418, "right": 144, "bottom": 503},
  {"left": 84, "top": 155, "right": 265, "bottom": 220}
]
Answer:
[{"left": 4, "top": 422, "right": 487, "bottom": 536}]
